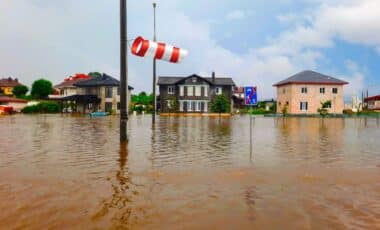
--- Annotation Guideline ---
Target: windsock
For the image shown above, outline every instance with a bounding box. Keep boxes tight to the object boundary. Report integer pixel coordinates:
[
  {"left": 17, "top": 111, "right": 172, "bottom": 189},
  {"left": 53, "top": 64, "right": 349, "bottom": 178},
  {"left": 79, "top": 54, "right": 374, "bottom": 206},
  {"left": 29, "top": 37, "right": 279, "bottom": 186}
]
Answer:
[{"left": 131, "top": 36, "right": 188, "bottom": 63}]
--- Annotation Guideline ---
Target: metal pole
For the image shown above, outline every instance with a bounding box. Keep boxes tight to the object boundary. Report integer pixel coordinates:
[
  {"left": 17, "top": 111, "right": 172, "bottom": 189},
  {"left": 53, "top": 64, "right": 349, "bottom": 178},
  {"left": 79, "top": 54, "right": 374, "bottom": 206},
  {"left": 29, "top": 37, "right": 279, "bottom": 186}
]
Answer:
[
  {"left": 152, "top": 2, "right": 157, "bottom": 125},
  {"left": 120, "top": 0, "right": 128, "bottom": 141}
]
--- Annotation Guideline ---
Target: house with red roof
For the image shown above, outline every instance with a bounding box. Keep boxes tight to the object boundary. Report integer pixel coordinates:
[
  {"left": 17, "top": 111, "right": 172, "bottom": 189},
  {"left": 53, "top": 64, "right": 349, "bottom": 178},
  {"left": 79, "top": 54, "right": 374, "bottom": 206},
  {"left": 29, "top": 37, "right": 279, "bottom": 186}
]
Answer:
[
  {"left": 0, "top": 77, "right": 24, "bottom": 96},
  {"left": 50, "top": 73, "right": 92, "bottom": 99},
  {"left": 364, "top": 95, "right": 380, "bottom": 111},
  {"left": 0, "top": 96, "right": 28, "bottom": 113}
]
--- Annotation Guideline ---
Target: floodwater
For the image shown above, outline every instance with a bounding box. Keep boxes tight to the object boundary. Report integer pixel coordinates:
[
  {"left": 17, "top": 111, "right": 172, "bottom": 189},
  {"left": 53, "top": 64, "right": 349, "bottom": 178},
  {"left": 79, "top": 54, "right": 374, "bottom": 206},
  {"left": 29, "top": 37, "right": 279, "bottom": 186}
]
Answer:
[{"left": 1, "top": 115, "right": 380, "bottom": 229}]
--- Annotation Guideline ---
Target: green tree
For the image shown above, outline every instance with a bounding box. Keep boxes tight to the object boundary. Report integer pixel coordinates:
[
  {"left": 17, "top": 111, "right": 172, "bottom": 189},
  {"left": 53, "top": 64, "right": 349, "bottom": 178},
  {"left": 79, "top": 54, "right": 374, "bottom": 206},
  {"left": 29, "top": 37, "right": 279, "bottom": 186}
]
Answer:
[
  {"left": 211, "top": 94, "right": 230, "bottom": 113},
  {"left": 31, "top": 79, "right": 53, "bottom": 99},
  {"left": 88, "top": 72, "right": 102, "bottom": 78},
  {"left": 318, "top": 100, "right": 331, "bottom": 116},
  {"left": 12, "top": 85, "right": 29, "bottom": 97}
]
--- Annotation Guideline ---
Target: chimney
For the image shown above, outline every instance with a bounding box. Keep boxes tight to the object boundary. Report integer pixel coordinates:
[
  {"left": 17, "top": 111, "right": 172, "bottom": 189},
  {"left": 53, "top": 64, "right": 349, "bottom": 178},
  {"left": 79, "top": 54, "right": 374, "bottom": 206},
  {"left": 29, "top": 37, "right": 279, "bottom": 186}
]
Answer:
[{"left": 212, "top": 71, "right": 215, "bottom": 82}]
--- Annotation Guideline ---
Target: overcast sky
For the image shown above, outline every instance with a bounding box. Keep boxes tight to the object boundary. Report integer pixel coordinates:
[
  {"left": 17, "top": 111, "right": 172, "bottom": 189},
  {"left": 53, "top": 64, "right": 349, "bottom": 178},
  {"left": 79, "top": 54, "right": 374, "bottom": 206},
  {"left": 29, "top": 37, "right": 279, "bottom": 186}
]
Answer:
[{"left": 1, "top": 0, "right": 380, "bottom": 99}]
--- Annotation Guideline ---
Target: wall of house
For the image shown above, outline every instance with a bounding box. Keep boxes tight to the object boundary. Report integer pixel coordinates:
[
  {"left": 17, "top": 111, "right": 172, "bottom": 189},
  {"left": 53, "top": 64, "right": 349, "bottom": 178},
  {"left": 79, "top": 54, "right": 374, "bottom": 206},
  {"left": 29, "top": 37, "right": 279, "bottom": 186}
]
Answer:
[
  {"left": 367, "top": 100, "right": 380, "bottom": 110},
  {"left": 76, "top": 86, "right": 131, "bottom": 114},
  {"left": 276, "top": 84, "right": 345, "bottom": 114},
  {"left": 60, "top": 87, "right": 77, "bottom": 96},
  {"left": 159, "top": 82, "right": 234, "bottom": 113},
  {"left": 0, "top": 87, "right": 14, "bottom": 96}
]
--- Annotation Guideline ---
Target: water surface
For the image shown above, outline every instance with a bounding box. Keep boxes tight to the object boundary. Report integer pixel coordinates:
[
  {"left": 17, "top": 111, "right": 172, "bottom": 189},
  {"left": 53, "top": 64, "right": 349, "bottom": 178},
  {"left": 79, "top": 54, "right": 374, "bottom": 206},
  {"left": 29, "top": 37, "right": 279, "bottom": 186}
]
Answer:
[{"left": 1, "top": 115, "right": 379, "bottom": 229}]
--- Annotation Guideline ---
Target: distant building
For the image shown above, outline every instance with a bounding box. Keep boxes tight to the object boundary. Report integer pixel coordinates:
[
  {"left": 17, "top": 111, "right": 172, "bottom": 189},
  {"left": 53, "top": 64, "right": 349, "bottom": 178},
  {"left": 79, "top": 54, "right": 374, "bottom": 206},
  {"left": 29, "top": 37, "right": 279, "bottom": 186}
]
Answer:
[
  {"left": 232, "top": 87, "right": 245, "bottom": 112},
  {"left": 73, "top": 73, "right": 133, "bottom": 114},
  {"left": 0, "top": 96, "right": 28, "bottom": 112},
  {"left": 52, "top": 73, "right": 92, "bottom": 98},
  {"left": 273, "top": 70, "right": 348, "bottom": 114},
  {"left": 157, "top": 72, "right": 235, "bottom": 113},
  {"left": 364, "top": 94, "right": 380, "bottom": 111},
  {"left": 0, "top": 77, "right": 24, "bottom": 96}
]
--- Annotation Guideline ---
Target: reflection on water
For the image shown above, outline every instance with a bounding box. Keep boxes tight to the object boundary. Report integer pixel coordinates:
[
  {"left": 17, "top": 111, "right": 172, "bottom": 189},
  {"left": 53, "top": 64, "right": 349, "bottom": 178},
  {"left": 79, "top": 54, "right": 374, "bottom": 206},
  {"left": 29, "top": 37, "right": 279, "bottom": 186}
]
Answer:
[{"left": 0, "top": 115, "right": 380, "bottom": 229}]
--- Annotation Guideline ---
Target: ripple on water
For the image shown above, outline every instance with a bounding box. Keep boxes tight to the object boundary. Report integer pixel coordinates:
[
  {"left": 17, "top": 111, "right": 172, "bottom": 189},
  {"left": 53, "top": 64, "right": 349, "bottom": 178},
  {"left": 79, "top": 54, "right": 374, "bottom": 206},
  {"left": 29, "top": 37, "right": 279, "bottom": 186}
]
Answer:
[{"left": 0, "top": 115, "right": 380, "bottom": 229}]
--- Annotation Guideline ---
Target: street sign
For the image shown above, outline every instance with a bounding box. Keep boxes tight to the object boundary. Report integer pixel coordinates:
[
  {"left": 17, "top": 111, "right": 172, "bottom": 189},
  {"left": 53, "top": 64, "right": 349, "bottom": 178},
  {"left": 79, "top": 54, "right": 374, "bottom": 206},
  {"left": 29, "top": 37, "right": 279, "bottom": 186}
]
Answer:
[{"left": 244, "top": 86, "right": 257, "bottom": 105}]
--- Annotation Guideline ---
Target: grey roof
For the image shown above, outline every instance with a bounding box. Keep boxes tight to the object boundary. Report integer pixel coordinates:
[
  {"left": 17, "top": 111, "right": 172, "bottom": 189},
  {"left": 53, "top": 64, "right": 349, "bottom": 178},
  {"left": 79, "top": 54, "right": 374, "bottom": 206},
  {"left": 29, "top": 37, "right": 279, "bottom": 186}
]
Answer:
[
  {"left": 273, "top": 70, "right": 348, "bottom": 86},
  {"left": 157, "top": 74, "right": 235, "bottom": 86},
  {"left": 75, "top": 73, "right": 134, "bottom": 89}
]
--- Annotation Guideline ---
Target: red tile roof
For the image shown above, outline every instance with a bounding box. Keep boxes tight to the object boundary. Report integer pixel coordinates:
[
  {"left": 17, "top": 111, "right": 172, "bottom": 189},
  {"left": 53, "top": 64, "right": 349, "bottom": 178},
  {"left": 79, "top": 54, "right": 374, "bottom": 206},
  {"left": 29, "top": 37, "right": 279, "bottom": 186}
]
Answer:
[
  {"left": 54, "top": 73, "right": 91, "bottom": 88},
  {"left": 364, "top": 95, "right": 380, "bottom": 102},
  {"left": 0, "top": 96, "right": 28, "bottom": 103},
  {"left": 0, "top": 78, "right": 23, "bottom": 87}
]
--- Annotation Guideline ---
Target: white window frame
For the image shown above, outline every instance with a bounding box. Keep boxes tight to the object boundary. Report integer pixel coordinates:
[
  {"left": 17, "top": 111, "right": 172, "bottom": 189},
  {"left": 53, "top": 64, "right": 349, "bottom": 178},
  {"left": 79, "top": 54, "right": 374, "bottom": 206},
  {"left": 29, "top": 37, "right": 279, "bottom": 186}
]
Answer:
[
  {"left": 187, "top": 86, "right": 194, "bottom": 96},
  {"left": 180, "top": 86, "right": 184, "bottom": 96},
  {"left": 204, "top": 86, "right": 208, "bottom": 97},
  {"left": 187, "top": 100, "right": 193, "bottom": 111},
  {"left": 195, "top": 86, "right": 201, "bottom": 96},
  {"left": 168, "top": 86, "right": 175, "bottom": 95},
  {"left": 216, "top": 87, "right": 222, "bottom": 95},
  {"left": 300, "top": 101, "right": 308, "bottom": 111}
]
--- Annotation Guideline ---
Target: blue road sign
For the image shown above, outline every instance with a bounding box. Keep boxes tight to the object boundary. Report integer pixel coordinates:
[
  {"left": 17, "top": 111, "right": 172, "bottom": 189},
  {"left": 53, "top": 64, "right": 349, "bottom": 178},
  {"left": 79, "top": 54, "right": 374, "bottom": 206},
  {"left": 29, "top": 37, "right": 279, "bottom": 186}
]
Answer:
[{"left": 244, "top": 86, "right": 257, "bottom": 105}]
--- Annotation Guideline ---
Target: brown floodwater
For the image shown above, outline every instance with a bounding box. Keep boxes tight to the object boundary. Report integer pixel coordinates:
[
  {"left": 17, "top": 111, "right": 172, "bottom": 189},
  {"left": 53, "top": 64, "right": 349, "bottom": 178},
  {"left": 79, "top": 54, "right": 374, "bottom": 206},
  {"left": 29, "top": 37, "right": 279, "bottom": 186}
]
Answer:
[{"left": 1, "top": 115, "right": 380, "bottom": 229}]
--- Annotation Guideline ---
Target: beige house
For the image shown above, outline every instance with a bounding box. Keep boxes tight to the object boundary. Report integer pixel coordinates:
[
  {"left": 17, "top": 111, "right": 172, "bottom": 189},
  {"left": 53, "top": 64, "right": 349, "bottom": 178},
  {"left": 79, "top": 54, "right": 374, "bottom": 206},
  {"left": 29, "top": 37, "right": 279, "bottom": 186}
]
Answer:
[
  {"left": 364, "top": 95, "right": 380, "bottom": 111},
  {"left": 273, "top": 70, "right": 348, "bottom": 114},
  {"left": 74, "top": 73, "right": 133, "bottom": 114}
]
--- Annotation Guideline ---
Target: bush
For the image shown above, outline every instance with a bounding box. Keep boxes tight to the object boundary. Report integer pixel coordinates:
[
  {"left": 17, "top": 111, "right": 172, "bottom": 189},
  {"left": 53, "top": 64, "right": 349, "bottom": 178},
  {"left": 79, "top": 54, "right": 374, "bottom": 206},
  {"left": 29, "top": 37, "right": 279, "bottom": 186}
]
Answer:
[
  {"left": 343, "top": 109, "right": 355, "bottom": 115},
  {"left": 22, "top": 101, "right": 61, "bottom": 114},
  {"left": 12, "top": 85, "right": 29, "bottom": 97},
  {"left": 211, "top": 94, "right": 230, "bottom": 113}
]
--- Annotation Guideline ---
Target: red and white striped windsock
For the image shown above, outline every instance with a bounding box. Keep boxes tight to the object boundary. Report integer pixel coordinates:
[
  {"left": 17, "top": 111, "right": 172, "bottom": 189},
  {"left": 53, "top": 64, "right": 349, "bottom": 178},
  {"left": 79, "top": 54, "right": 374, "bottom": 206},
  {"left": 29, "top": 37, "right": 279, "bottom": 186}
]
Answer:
[{"left": 131, "top": 36, "right": 188, "bottom": 63}]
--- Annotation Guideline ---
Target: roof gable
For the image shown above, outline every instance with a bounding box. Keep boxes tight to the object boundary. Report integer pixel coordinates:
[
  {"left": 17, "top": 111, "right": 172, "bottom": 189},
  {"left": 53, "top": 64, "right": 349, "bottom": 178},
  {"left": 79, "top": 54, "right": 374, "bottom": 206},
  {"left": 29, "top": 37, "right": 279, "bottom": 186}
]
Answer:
[
  {"left": 273, "top": 70, "right": 349, "bottom": 87},
  {"left": 157, "top": 74, "right": 235, "bottom": 86}
]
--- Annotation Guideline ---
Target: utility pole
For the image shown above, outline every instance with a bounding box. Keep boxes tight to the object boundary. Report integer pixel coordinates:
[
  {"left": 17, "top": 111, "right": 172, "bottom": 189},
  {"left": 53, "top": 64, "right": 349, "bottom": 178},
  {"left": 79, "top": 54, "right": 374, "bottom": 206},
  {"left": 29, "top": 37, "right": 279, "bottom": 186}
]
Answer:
[
  {"left": 120, "top": 0, "right": 128, "bottom": 141},
  {"left": 152, "top": 2, "right": 157, "bottom": 125}
]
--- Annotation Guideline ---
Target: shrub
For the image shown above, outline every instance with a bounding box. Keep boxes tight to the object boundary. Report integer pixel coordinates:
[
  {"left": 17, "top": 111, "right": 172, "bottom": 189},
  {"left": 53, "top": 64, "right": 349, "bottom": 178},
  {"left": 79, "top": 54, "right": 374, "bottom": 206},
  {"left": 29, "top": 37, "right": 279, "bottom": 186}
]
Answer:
[
  {"left": 12, "top": 85, "right": 29, "bottom": 97},
  {"left": 22, "top": 101, "right": 61, "bottom": 114},
  {"left": 211, "top": 94, "right": 230, "bottom": 113}
]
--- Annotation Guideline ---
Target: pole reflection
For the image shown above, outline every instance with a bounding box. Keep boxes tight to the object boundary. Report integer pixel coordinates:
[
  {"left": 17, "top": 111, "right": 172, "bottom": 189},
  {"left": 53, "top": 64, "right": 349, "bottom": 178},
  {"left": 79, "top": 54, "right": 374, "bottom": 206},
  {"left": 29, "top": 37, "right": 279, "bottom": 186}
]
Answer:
[{"left": 92, "top": 141, "right": 135, "bottom": 228}]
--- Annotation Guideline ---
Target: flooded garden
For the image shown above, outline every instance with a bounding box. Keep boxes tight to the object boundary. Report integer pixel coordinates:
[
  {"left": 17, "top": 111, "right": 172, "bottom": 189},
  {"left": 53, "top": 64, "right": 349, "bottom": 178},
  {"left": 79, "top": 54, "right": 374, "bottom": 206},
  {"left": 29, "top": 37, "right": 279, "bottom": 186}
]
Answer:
[{"left": 1, "top": 115, "right": 379, "bottom": 229}]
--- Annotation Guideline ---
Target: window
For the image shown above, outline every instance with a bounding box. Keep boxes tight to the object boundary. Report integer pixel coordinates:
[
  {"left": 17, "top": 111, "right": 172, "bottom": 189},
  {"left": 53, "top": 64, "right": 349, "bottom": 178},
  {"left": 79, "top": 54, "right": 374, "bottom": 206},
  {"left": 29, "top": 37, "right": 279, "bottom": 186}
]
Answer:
[
  {"left": 180, "top": 86, "right": 184, "bottom": 96},
  {"left": 283, "top": 88, "right": 286, "bottom": 94},
  {"left": 105, "top": 87, "right": 113, "bottom": 98},
  {"left": 192, "top": 101, "right": 196, "bottom": 111},
  {"left": 300, "top": 102, "right": 308, "bottom": 111},
  {"left": 301, "top": 87, "right": 307, "bottom": 94},
  {"left": 204, "top": 86, "right": 208, "bottom": 97},
  {"left": 332, "top": 88, "right": 338, "bottom": 94},
  {"left": 105, "top": 102, "right": 113, "bottom": 112},
  {"left": 168, "top": 86, "right": 175, "bottom": 95},
  {"left": 195, "top": 86, "right": 201, "bottom": 96},
  {"left": 187, "top": 101, "right": 193, "bottom": 111},
  {"left": 320, "top": 88, "right": 325, "bottom": 94},
  {"left": 216, "top": 87, "right": 222, "bottom": 95},
  {"left": 117, "top": 102, "right": 120, "bottom": 110},
  {"left": 286, "top": 101, "right": 289, "bottom": 106},
  {"left": 166, "top": 100, "right": 174, "bottom": 109},
  {"left": 88, "top": 103, "right": 93, "bottom": 109},
  {"left": 187, "top": 86, "right": 194, "bottom": 96},
  {"left": 196, "top": 101, "right": 202, "bottom": 111},
  {"left": 192, "top": 77, "right": 197, "bottom": 83}
]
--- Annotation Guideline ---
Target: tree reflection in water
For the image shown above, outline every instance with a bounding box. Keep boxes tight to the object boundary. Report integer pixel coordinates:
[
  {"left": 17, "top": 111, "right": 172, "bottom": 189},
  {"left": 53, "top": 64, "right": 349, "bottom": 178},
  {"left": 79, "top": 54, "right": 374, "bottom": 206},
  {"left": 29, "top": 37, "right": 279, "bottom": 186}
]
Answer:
[{"left": 92, "top": 141, "right": 140, "bottom": 229}]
